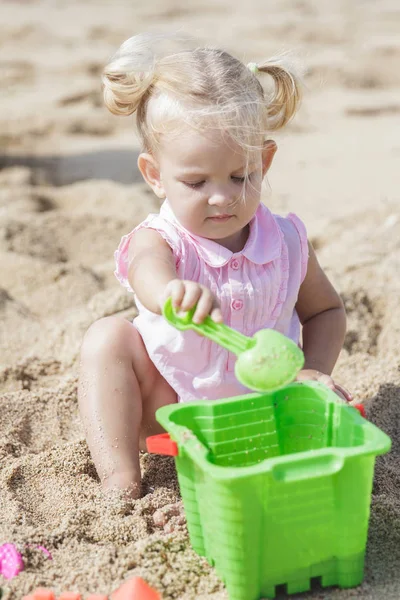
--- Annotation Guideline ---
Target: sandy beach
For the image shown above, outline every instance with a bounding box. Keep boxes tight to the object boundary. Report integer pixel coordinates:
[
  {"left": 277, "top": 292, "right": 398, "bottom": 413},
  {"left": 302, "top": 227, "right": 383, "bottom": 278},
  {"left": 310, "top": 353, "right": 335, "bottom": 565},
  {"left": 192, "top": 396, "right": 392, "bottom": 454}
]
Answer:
[{"left": 1, "top": 0, "right": 400, "bottom": 598}]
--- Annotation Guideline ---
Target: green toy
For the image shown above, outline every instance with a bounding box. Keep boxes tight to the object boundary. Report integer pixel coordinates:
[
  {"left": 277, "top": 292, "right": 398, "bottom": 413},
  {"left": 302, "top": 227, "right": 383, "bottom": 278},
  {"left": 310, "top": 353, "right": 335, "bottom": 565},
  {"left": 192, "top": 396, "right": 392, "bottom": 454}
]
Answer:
[
  {"left": 163, "top": 297, "right": 304, "bottom": 392},
  {"left": 146, "top": 298, "right": 391, "bottom": 600}
]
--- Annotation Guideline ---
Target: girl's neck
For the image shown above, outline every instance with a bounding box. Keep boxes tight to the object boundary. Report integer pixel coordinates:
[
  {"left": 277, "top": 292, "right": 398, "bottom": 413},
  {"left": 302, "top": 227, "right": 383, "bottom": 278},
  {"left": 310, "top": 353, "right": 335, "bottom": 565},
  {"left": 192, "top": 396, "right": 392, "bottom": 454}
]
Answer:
[{"left": 212, "top": 224, "right": 249, "bottom": 253}]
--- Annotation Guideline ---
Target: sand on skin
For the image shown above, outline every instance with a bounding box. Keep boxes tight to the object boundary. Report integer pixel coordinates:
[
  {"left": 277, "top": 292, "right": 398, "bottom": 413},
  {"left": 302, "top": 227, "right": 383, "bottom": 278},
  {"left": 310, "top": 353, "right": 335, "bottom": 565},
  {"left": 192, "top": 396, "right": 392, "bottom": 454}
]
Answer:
[{"left": 1, "top": 0, "right": 400, "bottom": 598}]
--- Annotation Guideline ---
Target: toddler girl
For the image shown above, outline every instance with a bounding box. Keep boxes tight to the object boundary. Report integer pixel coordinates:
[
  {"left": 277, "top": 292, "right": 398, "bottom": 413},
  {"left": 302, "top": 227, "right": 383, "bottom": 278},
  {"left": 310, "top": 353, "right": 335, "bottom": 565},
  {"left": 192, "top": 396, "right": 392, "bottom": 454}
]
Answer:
[{"left": 78, "top": 32, "right": 351, "bottom": 500}]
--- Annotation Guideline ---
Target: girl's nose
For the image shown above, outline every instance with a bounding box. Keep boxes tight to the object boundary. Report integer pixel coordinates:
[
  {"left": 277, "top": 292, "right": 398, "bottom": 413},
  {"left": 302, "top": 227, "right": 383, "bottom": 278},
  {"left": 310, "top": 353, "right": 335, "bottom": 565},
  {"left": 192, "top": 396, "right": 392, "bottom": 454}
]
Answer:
[{"left": 208, "top": 187, "right": 234, "bottom": 207}]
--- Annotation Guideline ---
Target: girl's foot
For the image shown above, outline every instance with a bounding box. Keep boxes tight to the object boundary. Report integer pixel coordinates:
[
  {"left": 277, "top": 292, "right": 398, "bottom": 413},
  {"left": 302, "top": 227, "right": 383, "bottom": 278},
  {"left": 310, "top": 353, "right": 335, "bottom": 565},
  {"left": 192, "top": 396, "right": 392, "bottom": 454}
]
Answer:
[{"left": 102, "top": 471, "right": 141, "bottom": 500}]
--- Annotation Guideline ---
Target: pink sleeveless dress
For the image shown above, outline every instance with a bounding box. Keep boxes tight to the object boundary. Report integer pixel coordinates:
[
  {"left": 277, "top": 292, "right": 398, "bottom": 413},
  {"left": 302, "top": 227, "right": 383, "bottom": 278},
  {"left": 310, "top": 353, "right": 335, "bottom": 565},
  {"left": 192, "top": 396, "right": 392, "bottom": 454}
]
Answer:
[{"left": 115, "top": 200, "right": 309, "bottom": 403}]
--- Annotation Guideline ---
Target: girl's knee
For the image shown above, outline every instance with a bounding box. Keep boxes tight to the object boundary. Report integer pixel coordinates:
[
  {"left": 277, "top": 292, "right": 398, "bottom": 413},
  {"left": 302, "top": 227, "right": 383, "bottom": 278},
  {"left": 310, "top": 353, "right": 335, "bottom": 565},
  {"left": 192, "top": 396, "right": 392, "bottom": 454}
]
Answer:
[{"left": 81, "top": 316, "right": 136, "bottom": 361}]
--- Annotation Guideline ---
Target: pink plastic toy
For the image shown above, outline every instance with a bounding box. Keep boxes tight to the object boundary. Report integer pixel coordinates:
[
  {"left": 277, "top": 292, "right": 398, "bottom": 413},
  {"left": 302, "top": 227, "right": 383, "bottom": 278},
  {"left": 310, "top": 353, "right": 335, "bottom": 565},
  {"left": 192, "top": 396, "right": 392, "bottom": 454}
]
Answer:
[
  {"left": 0, "top": 543, "right": 24, "bottom": 579},
  {"left": 0, "top": 543, "right": 52, "bottom": 580},
  {"left": 26, "top": 544, "right": 53, "bottom": 560}
]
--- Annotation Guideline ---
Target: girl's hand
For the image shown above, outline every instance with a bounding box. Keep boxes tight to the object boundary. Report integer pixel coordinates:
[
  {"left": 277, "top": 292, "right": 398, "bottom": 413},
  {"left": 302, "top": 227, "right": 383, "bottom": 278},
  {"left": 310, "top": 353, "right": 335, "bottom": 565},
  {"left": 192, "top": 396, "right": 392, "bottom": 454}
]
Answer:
[
  {"left": 160, "top": 279, "right": 223, "bottom": 324},
  {"left": 296, "top": 369, "right": 353, "bottom": 402}
]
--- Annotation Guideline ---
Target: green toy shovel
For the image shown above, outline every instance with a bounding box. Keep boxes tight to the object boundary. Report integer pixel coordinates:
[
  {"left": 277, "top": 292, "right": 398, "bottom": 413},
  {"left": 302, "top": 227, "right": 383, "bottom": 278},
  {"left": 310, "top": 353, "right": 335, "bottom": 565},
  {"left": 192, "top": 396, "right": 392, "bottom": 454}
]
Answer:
[{"left": 163, "top": 297, "right": 304, "bottom": 392}]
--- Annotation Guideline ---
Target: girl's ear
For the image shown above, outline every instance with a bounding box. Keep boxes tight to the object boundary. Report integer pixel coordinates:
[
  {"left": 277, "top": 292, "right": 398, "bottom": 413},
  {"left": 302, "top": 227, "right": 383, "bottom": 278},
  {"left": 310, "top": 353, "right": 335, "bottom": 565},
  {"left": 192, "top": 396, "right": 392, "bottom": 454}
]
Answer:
[
  {"left": 137, "top": 153, "right": 166, "bottom": 198},
  {"left": 261, "top": 140, "right": 278, "bottom": 177}
]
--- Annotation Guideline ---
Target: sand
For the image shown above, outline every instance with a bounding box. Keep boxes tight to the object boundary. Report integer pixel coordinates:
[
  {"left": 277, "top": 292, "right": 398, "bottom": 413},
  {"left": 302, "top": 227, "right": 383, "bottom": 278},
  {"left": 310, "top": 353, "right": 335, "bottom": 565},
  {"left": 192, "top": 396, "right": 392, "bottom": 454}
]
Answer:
[{"left": 0, "top": 0, "right": 400, "bottom": 598}]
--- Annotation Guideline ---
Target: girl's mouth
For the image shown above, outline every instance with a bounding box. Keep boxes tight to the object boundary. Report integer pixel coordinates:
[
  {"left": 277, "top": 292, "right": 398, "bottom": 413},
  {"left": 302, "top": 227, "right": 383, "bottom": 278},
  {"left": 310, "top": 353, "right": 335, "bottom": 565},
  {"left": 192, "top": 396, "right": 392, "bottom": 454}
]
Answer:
[{"left": 208, "top": 214, "right": 232, "bottom": 222}]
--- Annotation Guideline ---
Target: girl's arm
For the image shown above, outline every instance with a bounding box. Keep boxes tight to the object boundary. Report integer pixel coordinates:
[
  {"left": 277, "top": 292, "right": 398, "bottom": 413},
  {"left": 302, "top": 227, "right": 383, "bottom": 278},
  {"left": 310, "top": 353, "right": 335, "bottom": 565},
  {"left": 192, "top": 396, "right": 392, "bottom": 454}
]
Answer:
[
  {"left": 127, "top": 228, "right": 223, "bottom": 322},
  {"left": 295, "top": 241, "right": 346, "bottom": 376},
  {"left": 127, "top": 228, "right": 178, "bottom": 314}
]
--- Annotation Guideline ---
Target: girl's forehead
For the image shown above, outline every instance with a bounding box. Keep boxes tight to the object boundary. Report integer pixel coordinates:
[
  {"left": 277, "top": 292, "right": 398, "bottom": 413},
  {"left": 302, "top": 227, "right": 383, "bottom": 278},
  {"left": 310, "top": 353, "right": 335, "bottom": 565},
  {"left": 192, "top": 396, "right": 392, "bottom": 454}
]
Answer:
[{"left": 158, "top": 127, "right": 260, "bottom": 169}]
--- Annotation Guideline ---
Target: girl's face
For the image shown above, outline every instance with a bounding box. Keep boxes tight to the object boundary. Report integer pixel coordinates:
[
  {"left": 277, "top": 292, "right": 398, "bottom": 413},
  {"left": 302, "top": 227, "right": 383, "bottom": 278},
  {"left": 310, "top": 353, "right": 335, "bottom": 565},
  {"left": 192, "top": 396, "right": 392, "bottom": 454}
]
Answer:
[{"left": 138, "top": 126, "right": 276, "bottom": 252}]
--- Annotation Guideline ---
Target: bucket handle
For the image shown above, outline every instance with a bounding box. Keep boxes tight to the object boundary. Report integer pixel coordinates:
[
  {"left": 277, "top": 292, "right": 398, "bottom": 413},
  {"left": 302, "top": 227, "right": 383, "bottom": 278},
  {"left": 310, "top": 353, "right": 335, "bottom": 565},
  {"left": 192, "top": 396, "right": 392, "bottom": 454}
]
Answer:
[
  {"left": 146, "top": 433, "right": 179, "bottom": 457},
  {"left": 271, "top": 452, "right": 344, "bottom": 483}
]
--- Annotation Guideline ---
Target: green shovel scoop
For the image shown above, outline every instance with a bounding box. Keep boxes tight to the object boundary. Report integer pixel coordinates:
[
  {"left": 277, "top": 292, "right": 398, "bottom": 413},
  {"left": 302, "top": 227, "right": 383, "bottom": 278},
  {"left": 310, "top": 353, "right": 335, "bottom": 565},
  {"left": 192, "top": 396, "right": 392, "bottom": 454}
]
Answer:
[{"left": 163, "top": 297, "right": 304, "bottom": 392}]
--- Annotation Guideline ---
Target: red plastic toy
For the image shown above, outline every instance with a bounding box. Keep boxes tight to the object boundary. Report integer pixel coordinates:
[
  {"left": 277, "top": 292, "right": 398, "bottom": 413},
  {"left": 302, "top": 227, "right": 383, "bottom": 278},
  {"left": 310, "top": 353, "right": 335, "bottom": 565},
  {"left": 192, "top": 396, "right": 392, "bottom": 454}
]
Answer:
[
  {"left": 21, "top": 577, "right": 161, "bottom": 600},
  {"left": 111, "top": 577, "right": 161, "bottom": 600}
]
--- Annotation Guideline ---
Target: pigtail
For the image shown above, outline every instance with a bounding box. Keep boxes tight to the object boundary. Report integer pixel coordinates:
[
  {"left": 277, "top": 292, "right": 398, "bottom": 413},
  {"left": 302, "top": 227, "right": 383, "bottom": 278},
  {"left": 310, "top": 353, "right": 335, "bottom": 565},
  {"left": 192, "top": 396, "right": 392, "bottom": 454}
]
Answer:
[
  {"left": 102, "top": 67, "right": 154, "bottom": 116},
  {"left": 102, "top": 35, "right": 159, "bottom": 116},
  {"left": 102, "top": 32, "right": 198, "bottom": 117},
  {"left": 257, "top": 58, "right": 302, "bottom": 130}
]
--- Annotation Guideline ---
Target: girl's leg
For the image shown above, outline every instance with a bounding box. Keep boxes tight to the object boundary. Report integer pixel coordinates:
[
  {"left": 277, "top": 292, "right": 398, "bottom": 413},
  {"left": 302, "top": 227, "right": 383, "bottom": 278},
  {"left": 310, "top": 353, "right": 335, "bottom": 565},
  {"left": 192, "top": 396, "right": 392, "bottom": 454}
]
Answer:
[{"left": 78, "top": 316, "right": 177, "bottom": 499}]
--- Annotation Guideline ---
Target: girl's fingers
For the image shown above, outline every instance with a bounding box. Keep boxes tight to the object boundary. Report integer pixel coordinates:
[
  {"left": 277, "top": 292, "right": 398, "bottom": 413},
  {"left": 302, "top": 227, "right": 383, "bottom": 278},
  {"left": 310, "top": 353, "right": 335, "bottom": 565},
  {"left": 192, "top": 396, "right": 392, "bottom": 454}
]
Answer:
[
  {"left": 292, "top": 370, "right": 352, "bottom": 402},
  {"left": 314, "top": 374, "right": 352, "bottom": 402},
  {"left": 317, "top": 373, "right": 336, "bottom": 391},
  {"left": 169, "top": 280, "right": 186, "bottom": 308},
  {"left": 296, "top": 369, "right": 319, "bottom": 382},
  {"left": 334, "top": 383, "right": 353, "bottom": 402},
  {"left": 318, "top": 376, "right": 352, "bottom": 401},
  {"left": 210, "top": 306, "right": 223, "bottom": 323},
  {"left": 296, "top": 370, "right": 335, "bottom": 392},
  {"left": 159, "top": 280, "right": 179, "bottom": 310},
  {"left": 162, "top": 281, "right": 221, "bottom": 324},
  {"left": 193, "top": 290, "right": 213, "bottom": 324},
  {"left": 180, "top": 282, "right": 202, "bottom": 312}
]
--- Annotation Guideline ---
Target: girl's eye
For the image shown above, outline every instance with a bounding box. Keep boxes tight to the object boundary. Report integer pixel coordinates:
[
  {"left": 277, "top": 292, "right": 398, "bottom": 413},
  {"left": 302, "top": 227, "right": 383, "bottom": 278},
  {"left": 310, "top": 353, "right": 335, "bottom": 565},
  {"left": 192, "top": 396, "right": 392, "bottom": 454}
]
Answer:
[
  {"left": 182, "top": 173, "right": 252, "bottom": 188},
  {"left": 183, "top": 181, "right": 205, "bottom": 189}
]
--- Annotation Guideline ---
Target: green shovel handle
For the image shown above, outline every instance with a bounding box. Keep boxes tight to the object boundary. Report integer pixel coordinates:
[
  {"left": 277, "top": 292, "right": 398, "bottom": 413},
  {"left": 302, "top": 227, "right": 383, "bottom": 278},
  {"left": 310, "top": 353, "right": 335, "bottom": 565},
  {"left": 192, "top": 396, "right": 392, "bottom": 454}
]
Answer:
[{"left": 163, "top": 297, "right": 252, "bottom": 355}]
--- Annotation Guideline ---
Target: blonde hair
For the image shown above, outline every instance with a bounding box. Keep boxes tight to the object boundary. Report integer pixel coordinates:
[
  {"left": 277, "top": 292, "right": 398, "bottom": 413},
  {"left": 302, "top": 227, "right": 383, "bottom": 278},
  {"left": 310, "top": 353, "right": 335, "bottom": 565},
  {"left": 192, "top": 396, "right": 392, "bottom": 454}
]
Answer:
[{"left": 102, "top": 32, "right": 302, "bottom": 154}]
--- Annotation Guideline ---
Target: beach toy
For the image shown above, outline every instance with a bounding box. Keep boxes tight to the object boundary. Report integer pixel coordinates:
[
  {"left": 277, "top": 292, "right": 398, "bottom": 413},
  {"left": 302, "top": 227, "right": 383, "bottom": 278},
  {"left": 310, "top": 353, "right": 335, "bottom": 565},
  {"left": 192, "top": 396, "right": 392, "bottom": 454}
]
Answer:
[
  {"left": 111, "top": 577, "right": 161, "bottom": 600},
  {"left": 0, "top": 543, "right": 24, "bottom": 579},
  {"left": 22, "top": 591, "right": 56, "bottom": 600},
  {"left": 163, "top": 298, "right": 304, "bottom": 392},
  {"left": 22, "top": 577, "right": 162, "bottom": 600},
  {"left": 148, "top": 308, "right": 391, "bottom": 600},
  {"left": 148, "top": 385, "right": 391, "bottom": 599},
  {"left": 0, "top": 543, "right": 52, "bottom": 581},
  {"left": 22, "top": 593, "right": 108, "bottom": 600},
  {"left": 22, "top": 593, "right": 86, "bottom": 600},
  {"left": 25, "top": 544, "right": 53, "bottom": 560}
]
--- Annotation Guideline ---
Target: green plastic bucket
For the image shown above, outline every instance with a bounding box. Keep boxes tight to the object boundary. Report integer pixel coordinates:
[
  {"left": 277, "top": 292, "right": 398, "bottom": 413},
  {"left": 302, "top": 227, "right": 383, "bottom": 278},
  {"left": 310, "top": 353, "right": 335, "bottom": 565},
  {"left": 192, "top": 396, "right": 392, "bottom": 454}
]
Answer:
[{"left": 147, "top": 382, "right": 391, "bottom": 600}]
